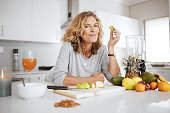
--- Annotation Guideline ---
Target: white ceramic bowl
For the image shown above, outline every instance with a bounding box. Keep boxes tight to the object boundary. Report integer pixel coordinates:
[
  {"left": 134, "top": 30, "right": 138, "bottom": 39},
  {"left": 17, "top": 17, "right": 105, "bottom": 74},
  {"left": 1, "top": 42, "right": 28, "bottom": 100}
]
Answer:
[{"left": 17, "top": 83, "right": 47, "bottom": 99}]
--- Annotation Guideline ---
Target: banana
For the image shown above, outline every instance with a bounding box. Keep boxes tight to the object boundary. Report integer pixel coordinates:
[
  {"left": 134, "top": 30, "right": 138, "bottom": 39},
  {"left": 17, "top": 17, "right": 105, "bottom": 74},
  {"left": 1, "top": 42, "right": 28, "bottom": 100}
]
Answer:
[{"left": 154, "top": 74, "right": 167, "bottom": 83}]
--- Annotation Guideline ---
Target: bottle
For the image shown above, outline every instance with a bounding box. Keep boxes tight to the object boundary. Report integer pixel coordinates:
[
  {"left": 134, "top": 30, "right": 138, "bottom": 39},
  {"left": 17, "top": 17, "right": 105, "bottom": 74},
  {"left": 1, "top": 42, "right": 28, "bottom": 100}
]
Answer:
[{"left": 13, "top": 49, "right": 19, "bottom": 71}]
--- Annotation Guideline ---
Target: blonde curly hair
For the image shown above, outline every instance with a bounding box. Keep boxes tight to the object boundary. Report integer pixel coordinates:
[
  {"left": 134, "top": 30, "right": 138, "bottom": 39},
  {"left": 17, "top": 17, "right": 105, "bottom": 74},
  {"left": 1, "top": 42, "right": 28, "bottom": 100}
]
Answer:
[{"left": 62, "top": 11, "right": 103, "bottom": 54}]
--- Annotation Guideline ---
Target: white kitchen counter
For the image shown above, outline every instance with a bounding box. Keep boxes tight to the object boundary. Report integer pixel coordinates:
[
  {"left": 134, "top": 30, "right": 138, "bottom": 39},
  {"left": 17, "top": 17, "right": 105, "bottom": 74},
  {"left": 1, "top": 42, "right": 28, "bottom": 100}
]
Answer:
[{"left": 0, "top": 80, "right": 170, "bottom": 113}]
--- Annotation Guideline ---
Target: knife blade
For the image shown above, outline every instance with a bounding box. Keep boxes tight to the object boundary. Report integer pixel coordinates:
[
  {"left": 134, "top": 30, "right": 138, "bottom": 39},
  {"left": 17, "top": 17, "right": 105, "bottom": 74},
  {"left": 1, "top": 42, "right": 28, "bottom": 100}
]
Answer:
[{"left": 47, "top": 86, "right": 77, "bottom": 90}]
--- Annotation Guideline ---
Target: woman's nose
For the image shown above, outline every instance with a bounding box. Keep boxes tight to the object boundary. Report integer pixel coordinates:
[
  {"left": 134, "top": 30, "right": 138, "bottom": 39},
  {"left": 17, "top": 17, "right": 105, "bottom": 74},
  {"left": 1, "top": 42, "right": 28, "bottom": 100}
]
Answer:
[{"left": 90, "top": 26, "right": 95, "bottom": 32}]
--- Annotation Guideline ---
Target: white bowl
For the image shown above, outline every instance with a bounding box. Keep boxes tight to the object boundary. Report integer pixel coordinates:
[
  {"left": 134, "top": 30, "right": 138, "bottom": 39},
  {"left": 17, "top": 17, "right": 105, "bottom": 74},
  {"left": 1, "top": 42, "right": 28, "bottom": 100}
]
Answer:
[{"left": 17, "top": 83, "right": 47, "bottom": 99}]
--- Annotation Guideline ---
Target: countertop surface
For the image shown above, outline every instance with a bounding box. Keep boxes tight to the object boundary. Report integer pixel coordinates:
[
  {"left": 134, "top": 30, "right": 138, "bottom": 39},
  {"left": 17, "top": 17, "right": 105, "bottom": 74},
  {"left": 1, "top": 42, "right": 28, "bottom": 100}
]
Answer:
[{"left": 0, "top": 80, "right": 170, "bottom": 113}]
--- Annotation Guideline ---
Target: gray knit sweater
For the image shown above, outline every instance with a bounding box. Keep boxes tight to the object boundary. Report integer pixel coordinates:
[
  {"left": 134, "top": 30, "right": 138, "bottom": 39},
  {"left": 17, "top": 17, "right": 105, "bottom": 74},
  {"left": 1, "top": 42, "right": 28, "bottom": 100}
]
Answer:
[{"left": 53, "top": 42, "right": 120, "bottom": 86}]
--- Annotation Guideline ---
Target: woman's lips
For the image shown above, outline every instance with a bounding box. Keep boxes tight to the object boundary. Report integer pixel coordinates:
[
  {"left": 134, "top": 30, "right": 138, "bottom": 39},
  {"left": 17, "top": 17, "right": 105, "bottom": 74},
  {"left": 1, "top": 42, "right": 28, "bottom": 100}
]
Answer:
[{"left": 89, "top": 34, "right": 96, "bottom": 36}]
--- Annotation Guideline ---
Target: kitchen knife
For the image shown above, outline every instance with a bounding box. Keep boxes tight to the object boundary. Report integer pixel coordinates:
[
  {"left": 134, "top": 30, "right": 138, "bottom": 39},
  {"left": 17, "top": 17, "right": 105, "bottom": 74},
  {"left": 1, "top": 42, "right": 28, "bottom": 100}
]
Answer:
[{"left": 47, "top": 86, "right": 77, "bottom": 90}]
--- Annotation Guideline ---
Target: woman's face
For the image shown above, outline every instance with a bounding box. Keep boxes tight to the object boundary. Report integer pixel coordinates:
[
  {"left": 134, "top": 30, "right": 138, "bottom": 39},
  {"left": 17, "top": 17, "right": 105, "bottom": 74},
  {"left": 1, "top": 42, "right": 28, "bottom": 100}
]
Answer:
[{"left": 81, "top": 16, "right": 99, "bottom": 44}]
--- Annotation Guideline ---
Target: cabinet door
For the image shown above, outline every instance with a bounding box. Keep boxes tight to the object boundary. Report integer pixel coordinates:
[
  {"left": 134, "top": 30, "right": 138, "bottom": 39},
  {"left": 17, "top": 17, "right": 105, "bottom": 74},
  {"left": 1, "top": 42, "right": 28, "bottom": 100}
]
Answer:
[
  {"left": 32, "top": 0, "right": 61, "bottom": 43},
  {"left": 0, "top": 0, "right": 31, "bottom": 41}
]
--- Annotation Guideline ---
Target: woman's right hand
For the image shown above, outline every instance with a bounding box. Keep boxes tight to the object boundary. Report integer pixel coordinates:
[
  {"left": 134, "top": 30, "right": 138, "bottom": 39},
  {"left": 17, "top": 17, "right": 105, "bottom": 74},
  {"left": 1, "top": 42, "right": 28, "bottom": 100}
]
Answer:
[{"left": 92, "top": 72, "right": 104, "bottom": 82}]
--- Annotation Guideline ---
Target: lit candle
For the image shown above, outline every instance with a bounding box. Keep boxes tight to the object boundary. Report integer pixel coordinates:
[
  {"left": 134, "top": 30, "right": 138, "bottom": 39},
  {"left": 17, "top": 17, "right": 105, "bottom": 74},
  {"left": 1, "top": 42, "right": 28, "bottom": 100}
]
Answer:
[{"left": 0, "top": 69, "right": 12, "bottom": 97}]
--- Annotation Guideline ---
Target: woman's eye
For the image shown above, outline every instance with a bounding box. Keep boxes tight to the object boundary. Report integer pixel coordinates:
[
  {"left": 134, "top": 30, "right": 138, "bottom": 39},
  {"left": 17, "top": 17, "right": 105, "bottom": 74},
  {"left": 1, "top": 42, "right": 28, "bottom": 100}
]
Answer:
[
  {"left": 85, "top": 25, "right": 89, "bottom": 28},
  {"left": 94, "top": 24, "right": 98, "bottom": 27}
]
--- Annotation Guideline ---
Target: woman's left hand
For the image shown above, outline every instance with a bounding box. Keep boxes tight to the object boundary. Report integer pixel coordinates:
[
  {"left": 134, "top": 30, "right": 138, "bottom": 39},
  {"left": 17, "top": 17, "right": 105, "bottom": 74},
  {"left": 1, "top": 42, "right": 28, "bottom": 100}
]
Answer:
[{"left": 107, "top": 29, "right": 121, "bottom": 48}]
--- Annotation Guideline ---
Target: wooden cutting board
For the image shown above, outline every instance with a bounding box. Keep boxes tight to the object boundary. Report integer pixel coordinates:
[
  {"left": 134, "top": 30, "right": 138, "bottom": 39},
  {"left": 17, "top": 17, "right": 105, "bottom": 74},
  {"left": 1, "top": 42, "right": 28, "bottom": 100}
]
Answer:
[{"left": 54, "top": 85, "right": 126, "bottom": 99}]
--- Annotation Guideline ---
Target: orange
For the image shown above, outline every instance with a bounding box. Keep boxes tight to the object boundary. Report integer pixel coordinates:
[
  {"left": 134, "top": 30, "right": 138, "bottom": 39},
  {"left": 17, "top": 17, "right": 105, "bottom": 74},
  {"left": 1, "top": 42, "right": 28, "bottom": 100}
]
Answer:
[
  {"left": 150, "top": 82, "right": 158, "bottom": 90},
  {"left": 158, "top": 82, "right": 170, "bottom": 92},
  {"left": 135, "top": 84, "right": 145, "bottom": 92}
]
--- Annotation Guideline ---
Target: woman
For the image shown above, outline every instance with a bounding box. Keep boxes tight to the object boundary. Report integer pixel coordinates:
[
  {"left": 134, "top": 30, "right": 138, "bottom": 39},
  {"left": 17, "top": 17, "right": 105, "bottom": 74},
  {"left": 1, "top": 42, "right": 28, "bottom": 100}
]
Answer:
[{"left": 53, "top": 11, "right": 121, "bottom": 86}]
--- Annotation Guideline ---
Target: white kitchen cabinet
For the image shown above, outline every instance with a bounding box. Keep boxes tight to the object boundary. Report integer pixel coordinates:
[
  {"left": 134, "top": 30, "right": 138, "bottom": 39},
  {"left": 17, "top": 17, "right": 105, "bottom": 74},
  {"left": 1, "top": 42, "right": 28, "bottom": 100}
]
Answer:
[
  {"left": 0, "top": 0, "right": 61, "bottom": 43},
  {"left": 32, "top": 0, "right": 61, "bottom": 43},
  {"left": 0, "top": 0, "right": 32, "bottom": 41},
  {"left": 146, "top": 67, "right": 170, "bottom": 81}
]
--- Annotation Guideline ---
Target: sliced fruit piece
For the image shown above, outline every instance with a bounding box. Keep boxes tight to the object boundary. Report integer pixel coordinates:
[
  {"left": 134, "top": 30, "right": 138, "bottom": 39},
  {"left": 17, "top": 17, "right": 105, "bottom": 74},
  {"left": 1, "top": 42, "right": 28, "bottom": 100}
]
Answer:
[
  {"left": 77, "top": 84, "right": 85, "bottom": 89},
  {"left": 95, "top": 81, "right": 104, "bottom": 88},
  {"left": 90, "top": 83, "right": 95, "bottom": 89},
  {"left": 109, "top": 25, "right": 115, "bottom": 31},
  {"left": 81, "top": 82, "right": 90, "bottom": 89}
]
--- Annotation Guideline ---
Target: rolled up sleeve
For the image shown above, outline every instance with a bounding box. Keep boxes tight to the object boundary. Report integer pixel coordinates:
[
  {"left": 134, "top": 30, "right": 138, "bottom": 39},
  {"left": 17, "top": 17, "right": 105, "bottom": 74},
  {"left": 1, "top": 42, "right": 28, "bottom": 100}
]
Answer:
[{"left": 101, "top": 46, "right": 121, "bottom": 82}]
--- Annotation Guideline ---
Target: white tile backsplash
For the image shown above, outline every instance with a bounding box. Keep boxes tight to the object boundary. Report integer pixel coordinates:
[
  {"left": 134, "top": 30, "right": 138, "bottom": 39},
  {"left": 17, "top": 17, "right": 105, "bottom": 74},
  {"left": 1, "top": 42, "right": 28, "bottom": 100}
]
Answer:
[{"left": 0, "top": 41, "right": 62, "bottom": 71}]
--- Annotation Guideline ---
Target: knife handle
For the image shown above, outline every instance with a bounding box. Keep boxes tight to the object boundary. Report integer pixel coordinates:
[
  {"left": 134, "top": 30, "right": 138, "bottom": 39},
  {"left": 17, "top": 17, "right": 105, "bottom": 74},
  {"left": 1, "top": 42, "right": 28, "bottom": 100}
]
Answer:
[{"left": 47, "top": 86, "right": 68, "bottom": 90}]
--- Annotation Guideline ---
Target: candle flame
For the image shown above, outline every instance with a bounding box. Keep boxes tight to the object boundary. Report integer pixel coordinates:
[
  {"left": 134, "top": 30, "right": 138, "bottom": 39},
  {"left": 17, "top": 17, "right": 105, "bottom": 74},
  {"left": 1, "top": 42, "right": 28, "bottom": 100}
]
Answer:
[{"left": 1, "top": 69, "right": 4, "bottom": 78}]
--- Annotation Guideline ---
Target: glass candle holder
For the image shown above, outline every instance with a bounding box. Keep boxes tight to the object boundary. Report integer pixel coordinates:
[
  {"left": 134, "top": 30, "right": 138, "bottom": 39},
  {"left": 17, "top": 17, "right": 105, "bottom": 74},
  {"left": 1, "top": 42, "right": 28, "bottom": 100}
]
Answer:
[{"left": 0, "top": 70, "right": 12, "bottom": 97}]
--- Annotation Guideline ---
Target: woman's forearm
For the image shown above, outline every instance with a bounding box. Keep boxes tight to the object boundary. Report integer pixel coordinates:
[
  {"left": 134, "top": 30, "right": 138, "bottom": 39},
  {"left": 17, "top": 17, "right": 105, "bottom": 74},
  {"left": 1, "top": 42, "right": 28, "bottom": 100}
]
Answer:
[
  {"left": 108, "top": 47, "right": 120, "bottom": 77},
  {"left": 63, "top": 76, "right": 95, "bottom": 86}
]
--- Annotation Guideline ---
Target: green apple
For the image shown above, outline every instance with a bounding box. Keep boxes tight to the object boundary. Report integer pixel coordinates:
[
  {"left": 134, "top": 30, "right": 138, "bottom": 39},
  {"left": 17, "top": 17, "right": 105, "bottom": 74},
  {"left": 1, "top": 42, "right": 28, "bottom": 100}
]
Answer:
[
  {"left": 90, "top": 83, "right": 95, "bottom": 88},
  {"left": 81, "top": 82, "right": 90, "bottom": 89},
  {"left": 95, "top": 81, "right": 104, "bottom": 88},
  {"left": 132, "top": 77, "right": 142, "bottom": 85}
]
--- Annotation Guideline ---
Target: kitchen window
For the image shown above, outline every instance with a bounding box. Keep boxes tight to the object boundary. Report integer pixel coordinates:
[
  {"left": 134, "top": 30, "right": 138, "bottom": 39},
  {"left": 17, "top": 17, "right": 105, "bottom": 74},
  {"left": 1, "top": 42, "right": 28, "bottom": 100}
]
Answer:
[{"left": 145, "top": 17, "right": 169, "bottom": 63}]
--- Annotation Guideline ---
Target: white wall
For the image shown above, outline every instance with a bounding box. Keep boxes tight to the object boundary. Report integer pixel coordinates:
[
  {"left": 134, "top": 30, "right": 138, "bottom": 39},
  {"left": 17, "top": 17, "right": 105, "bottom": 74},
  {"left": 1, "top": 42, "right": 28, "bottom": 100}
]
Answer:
[
  {"left": 60, "top": 0, "right": 68, "bottom": 26},
  {"left": 95, "top": 10, "right": 139, "bottom": 48},
  {"left": 130, "top": 0, "right": 169, "bottom": 35}
]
